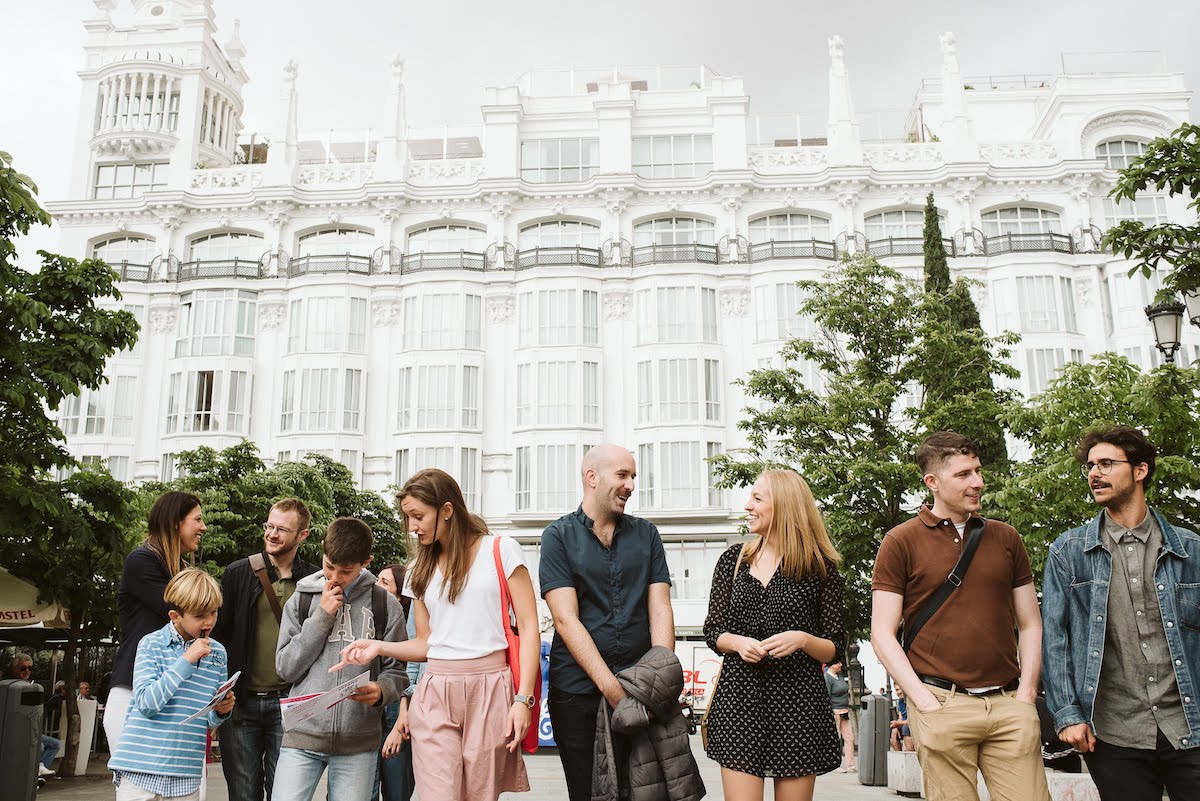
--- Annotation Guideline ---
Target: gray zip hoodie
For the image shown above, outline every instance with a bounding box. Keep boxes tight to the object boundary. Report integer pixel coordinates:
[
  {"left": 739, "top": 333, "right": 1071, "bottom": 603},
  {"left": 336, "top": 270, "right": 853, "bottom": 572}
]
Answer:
[{"left": 276, "top": 568, "right": 408, "bottom": 755}]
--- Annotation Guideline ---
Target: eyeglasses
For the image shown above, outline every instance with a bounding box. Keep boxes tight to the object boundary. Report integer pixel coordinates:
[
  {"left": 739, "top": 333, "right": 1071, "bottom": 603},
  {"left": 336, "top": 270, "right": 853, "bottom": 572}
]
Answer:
[
  {"left": 17, "top": 666, "right": 31, "bottom": 674},
  {"left": 1080, "top": 459, "right": 1132, "bottom": 478},
  {"left": 263, "top": 523, "right": 296, "bottom": 536}
]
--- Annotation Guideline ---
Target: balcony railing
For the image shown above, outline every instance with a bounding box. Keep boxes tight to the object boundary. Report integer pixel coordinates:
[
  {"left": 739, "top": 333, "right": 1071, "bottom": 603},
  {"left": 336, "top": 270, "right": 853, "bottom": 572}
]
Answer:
[
  {"left": 514, "top": 246, "right": 602, "bottom": 269},
  {"left": 980, "top": 232, "right": 1074, "bottom": 255},
  {"left": 747, "top": 239, "right": 838, "bottom": 263},
  {"left": 630, "top": 243, "right": 719, "bottom": 266},
  {"left": 107, "top": 261, "right": 154, "bottom": 281},
  {"left": 175, "top": 258, "right": 263, "bottom": 281},
  {"left": 288, "top": 254, "right": 373, "bottom": 277},
  {"left": 399, "top": 251, "right": 486, "bottom": 273},
  {"left": 864, "top": 237, "right": 954, "bottom": 258}
]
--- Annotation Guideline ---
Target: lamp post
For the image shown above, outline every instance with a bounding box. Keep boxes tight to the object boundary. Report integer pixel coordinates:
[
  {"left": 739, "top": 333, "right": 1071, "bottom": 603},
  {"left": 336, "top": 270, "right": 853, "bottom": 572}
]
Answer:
[{"left": 1145, "top": 300, "right": 1186, "bottom": 363}]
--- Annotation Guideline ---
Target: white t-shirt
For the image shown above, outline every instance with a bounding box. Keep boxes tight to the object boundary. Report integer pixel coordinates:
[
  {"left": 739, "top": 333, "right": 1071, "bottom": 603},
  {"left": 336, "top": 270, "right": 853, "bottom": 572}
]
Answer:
[{"left": 403, "top": 534, "right": 526, "bottom": 660}]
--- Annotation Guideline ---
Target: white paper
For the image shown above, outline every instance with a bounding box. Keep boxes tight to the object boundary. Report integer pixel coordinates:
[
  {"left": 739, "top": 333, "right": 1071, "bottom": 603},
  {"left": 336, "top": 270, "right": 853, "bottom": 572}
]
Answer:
[
  {"left": 182, "top": 670, "right": 240, "bottom": 724},
  {"left": 281, "top": 671, "right": 371, "bottom": 729}
]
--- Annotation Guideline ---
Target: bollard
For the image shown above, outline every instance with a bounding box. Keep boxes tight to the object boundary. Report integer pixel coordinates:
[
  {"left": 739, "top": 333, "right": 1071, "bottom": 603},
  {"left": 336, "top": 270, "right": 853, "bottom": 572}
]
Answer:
[{"left": 856, "top": 693, "right": 891, "bottom": 786}]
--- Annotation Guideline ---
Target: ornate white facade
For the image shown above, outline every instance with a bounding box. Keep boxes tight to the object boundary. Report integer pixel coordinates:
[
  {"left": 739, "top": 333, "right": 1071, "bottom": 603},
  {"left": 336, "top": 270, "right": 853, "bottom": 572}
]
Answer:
[{"left": 49, "top": 0, "right": 1196, "bottom": 636}]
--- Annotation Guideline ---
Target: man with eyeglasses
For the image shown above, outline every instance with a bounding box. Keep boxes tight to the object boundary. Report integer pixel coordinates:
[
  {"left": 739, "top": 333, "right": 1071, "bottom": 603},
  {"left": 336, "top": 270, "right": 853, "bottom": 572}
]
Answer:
[
  {"left": 8, "top": 653, "right": 62, "bottom": 781},
  {"left": 212, "top": 498, "right": 318, "bottom": 801},
  {"left": 1043, "top": 425, "right": 1200, "bottom": 799}
]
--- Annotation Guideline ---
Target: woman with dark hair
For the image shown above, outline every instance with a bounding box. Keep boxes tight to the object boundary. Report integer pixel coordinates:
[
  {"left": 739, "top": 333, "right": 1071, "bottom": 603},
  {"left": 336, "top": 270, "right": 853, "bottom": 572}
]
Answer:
[
  {"left": 703, "top": 469, "right": 846, "bottom": 801},
  {"left": 376, "top": 563, "right": 417, "bottom": 801},
  {"left": 102, "top": 491, "right": 206, "bottom": 752},
  {"left": 334, "top": 468, "right": 538, "bottom": 800}
]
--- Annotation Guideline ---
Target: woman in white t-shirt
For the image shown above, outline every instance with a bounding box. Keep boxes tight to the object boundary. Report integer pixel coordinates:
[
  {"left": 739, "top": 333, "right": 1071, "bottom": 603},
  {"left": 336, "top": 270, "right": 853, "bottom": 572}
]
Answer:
[{"left": 333, "top": 468, "right": 539, "bottom": 800}]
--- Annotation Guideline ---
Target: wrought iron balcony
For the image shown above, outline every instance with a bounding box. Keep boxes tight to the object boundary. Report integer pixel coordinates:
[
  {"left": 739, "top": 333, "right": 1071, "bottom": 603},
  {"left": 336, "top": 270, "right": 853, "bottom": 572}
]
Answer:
[
  {"left": 864, "top": 237, "right": 955, "bottom": 258},
  {"left": 175, "top": 258, "right": 263, "bottom": 281},
  {"left": 980, "top": 232, "right": 1074, "bottom": 255},
  {"left": 288, "top": 254, "right": 373, "bottom": 277},
  {"left": 747, "top": 239, "right": 838, "bottom": 263},
  {"left": 514, "top": 246, "right": 603, "bottom": 269},
  {"left": 630, "top": 243, "right": 719, "bottom": 266},
  {"left": 399, "top": 251, "right": 486, "bottom": 273},
  {"left": 107, "top": 261, "right": 154, "bottom": 282}
]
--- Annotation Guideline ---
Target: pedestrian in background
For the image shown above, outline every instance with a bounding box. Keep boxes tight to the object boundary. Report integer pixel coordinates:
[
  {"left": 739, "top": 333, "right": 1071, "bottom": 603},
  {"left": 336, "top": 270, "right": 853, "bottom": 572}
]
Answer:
[
  {"left": 375, "top": 563, "right": 417, "bottom": 801},
  {"left": 825, "top": 662, "right": 857, "bottom": 772}
]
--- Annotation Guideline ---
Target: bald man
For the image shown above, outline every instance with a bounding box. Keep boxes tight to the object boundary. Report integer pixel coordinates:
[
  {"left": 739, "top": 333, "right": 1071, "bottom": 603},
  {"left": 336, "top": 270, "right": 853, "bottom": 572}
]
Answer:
[{"left": 539, "top": 444, "right": 675, "bottom": 801}]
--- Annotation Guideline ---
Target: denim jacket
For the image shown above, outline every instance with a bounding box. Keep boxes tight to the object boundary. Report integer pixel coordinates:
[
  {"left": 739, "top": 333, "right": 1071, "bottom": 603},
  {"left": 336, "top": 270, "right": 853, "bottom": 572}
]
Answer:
[{"left": 1042, "top": 508, "right": 1200, "bottom": 748}]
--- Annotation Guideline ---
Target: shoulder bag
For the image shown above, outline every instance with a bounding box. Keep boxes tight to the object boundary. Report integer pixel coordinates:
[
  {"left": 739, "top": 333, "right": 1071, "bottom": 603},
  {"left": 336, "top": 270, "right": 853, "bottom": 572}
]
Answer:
[
  {"left": 901, "top": 517, "right": 987, "bottom": 652},
  {"left": 493, "top": 536, "right": 542, "bottom": 754}
]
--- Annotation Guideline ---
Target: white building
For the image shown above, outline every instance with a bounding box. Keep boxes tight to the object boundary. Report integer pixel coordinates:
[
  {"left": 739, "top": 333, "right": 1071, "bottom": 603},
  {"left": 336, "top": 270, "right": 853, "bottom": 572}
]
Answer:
[{"left": 48, "top": 0, "right": 1196, "bottom": 648}]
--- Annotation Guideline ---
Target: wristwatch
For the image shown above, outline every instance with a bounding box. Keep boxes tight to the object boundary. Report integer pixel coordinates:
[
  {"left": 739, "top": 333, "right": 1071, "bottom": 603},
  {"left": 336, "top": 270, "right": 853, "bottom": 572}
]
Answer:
[
  {"left": 514, "top": 693, "right": 536, "bottom": 709},
  {"left": 402, "top": 685, "right": 416, "bottom": 699}
]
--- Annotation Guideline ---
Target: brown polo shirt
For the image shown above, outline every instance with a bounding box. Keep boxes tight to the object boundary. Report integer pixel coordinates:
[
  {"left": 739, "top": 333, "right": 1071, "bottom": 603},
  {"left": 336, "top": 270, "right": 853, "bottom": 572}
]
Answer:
[{"left": 872, "top": 505, "right": 1034, "bottom": 688}]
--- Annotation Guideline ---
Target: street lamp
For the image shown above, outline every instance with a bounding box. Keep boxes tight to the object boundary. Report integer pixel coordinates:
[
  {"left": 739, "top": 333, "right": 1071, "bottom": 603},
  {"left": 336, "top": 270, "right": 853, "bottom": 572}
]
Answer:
[{"left": 1145, "top": 300, "right": 1186, "bottom": 363}]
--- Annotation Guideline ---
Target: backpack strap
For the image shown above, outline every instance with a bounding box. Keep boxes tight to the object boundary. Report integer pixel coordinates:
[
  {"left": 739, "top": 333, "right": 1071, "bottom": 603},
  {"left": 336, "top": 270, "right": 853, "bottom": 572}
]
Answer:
[
  {"left": 902, "top": 518, "right": 987, "bottom": 653},
  {"left": 248, "top": 552, "right": 283, "bottom": 625}
]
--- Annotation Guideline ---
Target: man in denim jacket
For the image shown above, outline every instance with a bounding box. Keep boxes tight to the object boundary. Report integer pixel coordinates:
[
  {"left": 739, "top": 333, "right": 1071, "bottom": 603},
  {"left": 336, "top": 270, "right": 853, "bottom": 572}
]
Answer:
[{"left": 1043, "top": 425, "right": 1200, "bottom": 799}]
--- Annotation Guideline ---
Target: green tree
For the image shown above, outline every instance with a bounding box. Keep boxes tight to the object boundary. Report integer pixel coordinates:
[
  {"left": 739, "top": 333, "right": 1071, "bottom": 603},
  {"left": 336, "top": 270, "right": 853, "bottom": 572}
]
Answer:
[
  {"left": 1104, "top": 122, "right": 1200, "bottom": 295},
  {"left": 992, "top": 353, "right": 1200, "bottom": 576},
  {"left": 915, "top": 192, "right": 1011, "bottom": 465},
  {"left": 714, "top": 254, "right": 1019, "bottom": 640}
]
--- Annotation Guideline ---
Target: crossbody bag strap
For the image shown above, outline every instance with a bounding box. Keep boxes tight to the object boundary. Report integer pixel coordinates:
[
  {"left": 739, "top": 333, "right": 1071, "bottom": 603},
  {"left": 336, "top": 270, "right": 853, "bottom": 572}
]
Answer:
[
  {"left": 902, "top": 518, "right": 987, "bottom": 653},
  {"left": 249, "top": 552, "right": 284, "bottom": 624},
  {"left": 492, "top": 536, "right": 515, "bottom": 630}
]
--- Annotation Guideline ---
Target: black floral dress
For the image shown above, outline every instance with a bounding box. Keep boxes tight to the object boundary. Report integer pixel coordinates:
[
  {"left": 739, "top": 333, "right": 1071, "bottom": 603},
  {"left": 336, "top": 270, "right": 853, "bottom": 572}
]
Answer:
[{"left": 702, "top": 544, "right": 845, "bottom": 778}]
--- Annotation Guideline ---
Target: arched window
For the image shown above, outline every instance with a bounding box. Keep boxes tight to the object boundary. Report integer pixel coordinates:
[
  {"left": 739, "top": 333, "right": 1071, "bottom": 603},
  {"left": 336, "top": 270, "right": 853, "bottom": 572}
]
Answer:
[
  {"left": 518, "top": 220, "right": 601, "bottom": 250},
  {"left": 1095, "top": 140, "right": 1147, "bottom": 170},
  {"left": 980, "top": 207, "right": 1061, "bottom": 236},
  {"left": 633, "top": 217, "right": 715, "bottom": 247},
  {"left": 407, "top": 224, "right": 487, "bottom": 253},
  {"left": 864, "top": 209, "right": 930, "bottom": 240},
  {"left": 749, "top": 212, "right": 832, "bottom": 242},
  {"left": 93, "top": 235, "right": 156, "bottom": 265},
  {"left": 189, "top": 231, "right": 265, "bottom": 261},
  {"left": 297, "top": 227, "right": 374, "bottom": 257}
]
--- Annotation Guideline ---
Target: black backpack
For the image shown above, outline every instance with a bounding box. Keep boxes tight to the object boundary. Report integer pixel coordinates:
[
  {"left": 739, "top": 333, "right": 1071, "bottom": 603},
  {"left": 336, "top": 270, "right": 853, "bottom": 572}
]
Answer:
[{"left": 297, "top": 583, "right": 391, "bottom": 680}]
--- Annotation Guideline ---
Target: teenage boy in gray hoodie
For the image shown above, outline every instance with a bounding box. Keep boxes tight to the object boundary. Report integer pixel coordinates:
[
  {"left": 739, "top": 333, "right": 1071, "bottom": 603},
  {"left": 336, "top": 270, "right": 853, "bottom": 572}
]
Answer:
[{"left": 272, "top": 517, "right": 408, "bottom": 801}]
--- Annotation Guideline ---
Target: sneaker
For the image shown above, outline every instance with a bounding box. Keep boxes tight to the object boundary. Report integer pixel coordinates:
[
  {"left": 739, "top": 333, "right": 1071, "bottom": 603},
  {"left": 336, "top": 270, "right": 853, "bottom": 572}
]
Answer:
[{"left": 38, "top": 765, "right": 55, "bottom": 777}]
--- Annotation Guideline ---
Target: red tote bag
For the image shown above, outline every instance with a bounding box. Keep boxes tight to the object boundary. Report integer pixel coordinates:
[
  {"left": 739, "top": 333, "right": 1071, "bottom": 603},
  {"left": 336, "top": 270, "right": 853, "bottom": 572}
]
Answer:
[{"left": 493, "top": 536, "right": 542, "bottom": 753}]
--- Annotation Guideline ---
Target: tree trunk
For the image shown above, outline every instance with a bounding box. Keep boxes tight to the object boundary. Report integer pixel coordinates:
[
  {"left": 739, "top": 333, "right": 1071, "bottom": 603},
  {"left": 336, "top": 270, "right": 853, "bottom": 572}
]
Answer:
[{"left": 58, "top": 618, "right": 81, "bottom": 777}]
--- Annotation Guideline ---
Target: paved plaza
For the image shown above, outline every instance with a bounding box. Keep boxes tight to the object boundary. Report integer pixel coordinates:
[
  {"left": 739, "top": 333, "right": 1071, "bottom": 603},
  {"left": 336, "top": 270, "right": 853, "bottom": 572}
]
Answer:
[{"left": 39, "top": 735, "right": 902, "bottom": 801}]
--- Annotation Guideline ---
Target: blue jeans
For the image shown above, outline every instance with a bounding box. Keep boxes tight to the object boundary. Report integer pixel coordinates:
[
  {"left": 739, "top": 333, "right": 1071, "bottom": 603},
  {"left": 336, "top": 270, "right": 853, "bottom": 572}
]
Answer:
[
  {"left": 220, "top": 691, "right": 285, "bottom": 801},
  {"left": 40, "top": 734, "right": 61, "bottom": 769},
  {"left": 272, "top": 747, "right": 376, "bottom": 801},
  {"left": 374, "top": 701, "right": 415, "bottom": 801}
]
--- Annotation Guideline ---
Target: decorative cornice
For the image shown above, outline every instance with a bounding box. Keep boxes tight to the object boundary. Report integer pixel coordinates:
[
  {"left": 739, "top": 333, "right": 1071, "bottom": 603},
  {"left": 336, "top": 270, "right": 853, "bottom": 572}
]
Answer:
[
  {"left": 602, "top": 290, "right": 632, "bottom": 321},
  {"left": 486, "top": 295, "right": 514, "bottom": 323},
  {"left": 148, "top": 307, "right": 177, "bottom": 334},
  {"left": 257, "top": 302, "right": 287, "bottom": 330},
  {"left": 719, "top": 288, "right": 750, "bottom": 318},
  {"left": 372, "top": 300, "right": 403, "bottom": 327}
]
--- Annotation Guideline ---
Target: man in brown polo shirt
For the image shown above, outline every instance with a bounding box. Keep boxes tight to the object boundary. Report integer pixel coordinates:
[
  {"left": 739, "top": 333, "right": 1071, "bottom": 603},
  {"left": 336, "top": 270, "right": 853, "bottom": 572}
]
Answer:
[{"left": 871, "top": 431, "right": 1049, "bottom": 801}]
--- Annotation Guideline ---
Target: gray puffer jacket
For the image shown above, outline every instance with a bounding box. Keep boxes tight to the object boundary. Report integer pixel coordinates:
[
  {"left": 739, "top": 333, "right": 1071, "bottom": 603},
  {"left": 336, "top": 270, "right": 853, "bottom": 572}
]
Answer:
[{"left": 591, "top": 646, "right": 706, "bottom": 801}]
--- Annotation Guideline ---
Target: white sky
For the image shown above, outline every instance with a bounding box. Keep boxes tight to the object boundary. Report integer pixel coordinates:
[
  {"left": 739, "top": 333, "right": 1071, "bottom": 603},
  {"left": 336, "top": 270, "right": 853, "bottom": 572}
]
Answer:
[{"left": 2, "top": 0, "right": 1197, "bottom": 264}]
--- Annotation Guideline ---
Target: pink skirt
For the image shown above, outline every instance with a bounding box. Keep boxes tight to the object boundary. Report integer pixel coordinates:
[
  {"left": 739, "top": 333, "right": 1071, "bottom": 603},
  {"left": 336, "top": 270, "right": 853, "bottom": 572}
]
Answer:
[{"left": 409, "top": 650, "right": 530, "bottom": 800}]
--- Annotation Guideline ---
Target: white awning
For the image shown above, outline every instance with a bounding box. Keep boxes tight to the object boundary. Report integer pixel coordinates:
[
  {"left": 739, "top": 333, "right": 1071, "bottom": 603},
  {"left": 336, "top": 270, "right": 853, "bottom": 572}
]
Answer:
[{"left": 0, "top": 566, "right": 69, "bottom": 628}]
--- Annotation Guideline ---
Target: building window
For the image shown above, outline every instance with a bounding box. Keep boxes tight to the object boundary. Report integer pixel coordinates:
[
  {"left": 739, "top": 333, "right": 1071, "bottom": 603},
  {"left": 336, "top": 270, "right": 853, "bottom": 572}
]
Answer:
[
  {"left": 517, "top": 219, "right": 601, "bottom": 249},
  {"left": 632, "top": 134, "right": 713, "bottom": 179},
  {"left": 188, "top": 231, "right": 265, "bottom": 262},
  {"left": 864, "top": 209, "right": 928, "bottom": 239},
  {"left": 395, "top": 447, "right": 480, "bottom": 508},
  {"left": 1015, "top": 276, "right": 1060, "bottom": 332},
  {"left": 1096, "top": 139, "right": 1147, "bottom": 170},
  {"left": 515, "top": 361, "right": 601, "bottom": 426},
  {"left": 517, "top": 289, "right": 599, "bottom": 347},
  {"left": 278, "top": 368, "right": 361, "bottom": 433},
  {"left": 175, "top": 290, "right": 256, "bottom": 357},
  {"left": 633, "top": 217, "right": 715, "bottom": 246},
  {"left": 635, "top": 358, "right": 721, "bottom": 424},
  {"left": 664, "top": 540, "right": 729, "bottom": 600},
  {"left": 93, "top": 162, "right": 168, "bottom": 199},
  {"left": 287, "top": 296, "right": 368, "bottom": 353},
  {"left": 1109, "top": 269, "right": 1163, "bottom": 331},
  {"left": 62, "top": 377, "right": 138, "bottom": 437},
  {"left": 521, "top": 138, "right": 599, "bottom": 183},
  {"left": 748, "top": 213, "right": 832, "bottom": 242},
  {"left": 160, "top": 453, "right": 177, "bottom": 482},
  {"left": 1025, "top": 348, "right": 1066, "bottom": 395},
  {"left": 635, "top": 287, "right": 718, "bottom": 344},
  {"left": 637, "top": 440, "right": 720, "bottom": 509},
  {"left": 980, "top": 207, "right": 1062, "bottom": 236},
  {"left": 164, "top": 369, "right": 250, "bottom": 434},
  {"left": 1103, "top": 196, "right": 1168, "bottom": 228},
  {"left": 754, "top": 283, "right": 815, "bottom": 341},
  {"left": 513, "top": 444, "right": 577, "bottom": 511},
  {"left": 407, "top": 224, "right": 487, "bottom": 253},
  {"left": 401, "top": 293, "right": 482, "bottom": 350},
  {"left": 297, "top": 227, "right": 374, "bottom": 256},
  {"left": 93, "top": 235, "right": 156, "bottom": 267},
  {"left": 396, "top": 364, "right": 481, "bottom": 431},
  {"left": 95, "top": 82, "right": 180, "bottom": 133}
]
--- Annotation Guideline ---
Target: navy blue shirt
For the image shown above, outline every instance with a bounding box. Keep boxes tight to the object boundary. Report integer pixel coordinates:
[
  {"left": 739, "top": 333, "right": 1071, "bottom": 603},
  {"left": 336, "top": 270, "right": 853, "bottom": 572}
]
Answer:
[{"left": 539, "top": 506, "right": 672, "bottom": 694}]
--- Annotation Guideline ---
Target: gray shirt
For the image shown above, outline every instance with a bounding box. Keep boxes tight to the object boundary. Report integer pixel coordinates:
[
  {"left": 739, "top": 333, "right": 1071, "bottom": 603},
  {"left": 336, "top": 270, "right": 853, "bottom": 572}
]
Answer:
[{"left": 1093, "top": 510, "right": 1189, "bottom": 748}]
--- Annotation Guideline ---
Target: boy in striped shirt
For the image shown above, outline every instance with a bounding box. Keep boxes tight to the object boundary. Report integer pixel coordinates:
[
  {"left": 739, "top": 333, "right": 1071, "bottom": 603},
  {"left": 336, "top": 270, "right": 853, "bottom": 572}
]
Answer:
[{"left": 109, "top": 567, "right": 236, "bottom": 800}]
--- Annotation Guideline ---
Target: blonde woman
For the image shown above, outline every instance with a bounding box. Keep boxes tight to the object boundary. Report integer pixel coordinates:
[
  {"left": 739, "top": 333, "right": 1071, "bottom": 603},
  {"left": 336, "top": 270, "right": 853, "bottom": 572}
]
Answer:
[
  {"left": 333, "top": 469, "right": 537, "bottom": 800},
  {"left": 104, "top": 491, "right": 207, "bottom": 757},
  {"left": 703, "top": 470, "right": 846, "bottom": 801}
]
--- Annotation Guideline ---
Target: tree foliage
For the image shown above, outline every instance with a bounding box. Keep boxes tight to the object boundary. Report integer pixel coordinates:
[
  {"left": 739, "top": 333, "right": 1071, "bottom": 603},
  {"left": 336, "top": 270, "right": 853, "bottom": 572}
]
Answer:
[
  {"left": 713, "top": 254, "right": 1017, "bottom": 640},
  {"left": 1104, "top": 122, "right": 1200, "bottom": 295},
  {"left": 993, "top": 353, "right": 1200, "bottom": 576}
]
